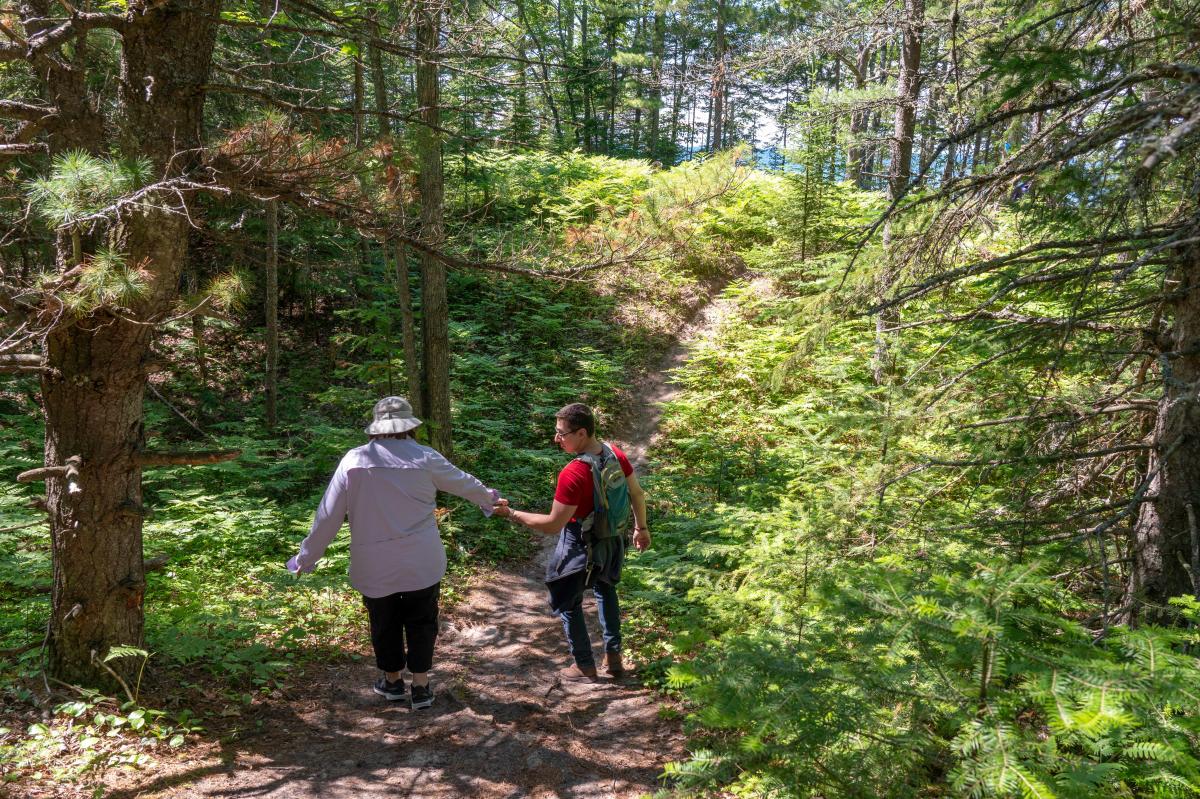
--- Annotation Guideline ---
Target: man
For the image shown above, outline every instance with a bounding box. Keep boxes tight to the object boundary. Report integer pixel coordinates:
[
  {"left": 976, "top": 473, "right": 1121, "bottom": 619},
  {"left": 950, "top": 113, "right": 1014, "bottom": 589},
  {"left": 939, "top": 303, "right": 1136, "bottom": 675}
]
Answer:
[
  {"left": 287, "top": 396, "right": 501, "bottom": 709},
  {"left": 493, "top": 403, "right": 650, "bottom": 680}
]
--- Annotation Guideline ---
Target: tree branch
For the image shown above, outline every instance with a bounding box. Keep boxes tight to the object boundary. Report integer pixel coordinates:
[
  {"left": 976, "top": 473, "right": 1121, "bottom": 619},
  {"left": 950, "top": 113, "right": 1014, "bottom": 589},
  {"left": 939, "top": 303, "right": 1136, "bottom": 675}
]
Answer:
[
  {"left": 0, "top": 11, "right": 126, "bottom": 64},
  {"left": 0, "top": 99, "right": 56, "bottom": 120},
  {"left": 926, "top": 443, "right": 1152, "bottom": 468},
  {"left": 17, "top": 456, "right": 81, "bottom": 489},
  {"left": 136, "top": 449, "right": 241, "bottom": 467}
]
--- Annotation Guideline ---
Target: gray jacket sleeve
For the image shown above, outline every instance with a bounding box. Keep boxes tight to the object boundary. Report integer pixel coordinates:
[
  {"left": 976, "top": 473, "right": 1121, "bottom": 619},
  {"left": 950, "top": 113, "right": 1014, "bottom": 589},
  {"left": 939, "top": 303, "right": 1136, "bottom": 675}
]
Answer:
[{"left": 293, "top": 459, "right": 350, "bottom": 572}]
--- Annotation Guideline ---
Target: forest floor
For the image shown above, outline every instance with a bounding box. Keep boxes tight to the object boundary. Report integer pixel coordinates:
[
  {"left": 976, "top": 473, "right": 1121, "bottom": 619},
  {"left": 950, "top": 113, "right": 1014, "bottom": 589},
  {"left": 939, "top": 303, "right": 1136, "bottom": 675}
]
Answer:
[{"left": 66, "top": 282, "right": 755, "bottom": 799}]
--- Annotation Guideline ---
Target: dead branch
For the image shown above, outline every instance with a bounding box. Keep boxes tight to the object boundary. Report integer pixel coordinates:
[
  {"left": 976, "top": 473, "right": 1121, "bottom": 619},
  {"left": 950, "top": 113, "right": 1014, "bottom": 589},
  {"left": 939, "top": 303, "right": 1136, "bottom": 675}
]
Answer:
[
  {"left": 926, "top": 442, "right": 1152, "bottom": 468},
  {"left": 0, "top": 354, "right": 42, "bottom": 365},
  {"left": 0, "top": 11, "right": 127, "bottom": 64},
  {"left": 0, "top": 142, "right": 46, "bottom": 156},
  {"left": 136, "top": 449, "right": 240, "bottom": 467},
  {"left": 890, "top": 309, "right": 1136, "bottom": 334},
  {"left": 964, "top": 401, "right": 1158, "bottom": 429},
  {"left": 0, "top": 99, "right": 56, "bottom": 120},
  {"left": 0, "top": 518, "right": 44, "bottom": 533},
  {"left": 17, "top": 455, "right": 81, "bottom": 489}
]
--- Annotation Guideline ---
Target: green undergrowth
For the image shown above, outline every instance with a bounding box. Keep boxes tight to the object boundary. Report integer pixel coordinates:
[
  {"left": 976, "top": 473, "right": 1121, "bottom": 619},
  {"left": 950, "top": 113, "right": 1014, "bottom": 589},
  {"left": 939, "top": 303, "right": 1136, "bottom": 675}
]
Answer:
[{"left": 623, "top": 236, "right": 1200, "bottom": 796}]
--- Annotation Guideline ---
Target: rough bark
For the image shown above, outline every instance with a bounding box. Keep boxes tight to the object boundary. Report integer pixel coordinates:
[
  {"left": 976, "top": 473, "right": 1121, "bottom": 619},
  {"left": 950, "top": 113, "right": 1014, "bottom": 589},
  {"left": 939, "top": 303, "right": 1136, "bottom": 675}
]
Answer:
[
  {"left": 887, "top": 0, "right": 923, "bottom": 202},
  {"left": 38, "top": 0, "right": 220, "bottom": 685},
  {"left": 416, "top": 0, "right": 453, "bottom": 456},
  {"left": 873, "top": 0, "right": 923, "bottom": 386},
  {"left": 1125, "top": 247, "right": 1200, "bottom": 621}
]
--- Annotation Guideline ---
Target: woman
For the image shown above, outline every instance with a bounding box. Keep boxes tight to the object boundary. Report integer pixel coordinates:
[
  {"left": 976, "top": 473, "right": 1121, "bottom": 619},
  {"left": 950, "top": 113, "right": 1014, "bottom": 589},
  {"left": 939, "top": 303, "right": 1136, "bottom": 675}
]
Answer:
[{"left": 287, "top": 396, "right": 500, "bottom": 709}]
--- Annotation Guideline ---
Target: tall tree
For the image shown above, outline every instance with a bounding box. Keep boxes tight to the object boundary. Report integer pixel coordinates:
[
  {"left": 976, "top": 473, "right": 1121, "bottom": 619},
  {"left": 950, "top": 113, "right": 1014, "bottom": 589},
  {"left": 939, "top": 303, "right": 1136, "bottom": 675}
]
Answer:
[
  {"left": 2, "top": 0, "right": 223, "bottom": 684},
  {"left": 707, "top": 0, "right": 727, "bottom": 153},
  {"left": 416, "top": 0, "right": 453, "bottom": 455},
  {"left": 872, "top": 0, "right": 923, "bottom": 385}
]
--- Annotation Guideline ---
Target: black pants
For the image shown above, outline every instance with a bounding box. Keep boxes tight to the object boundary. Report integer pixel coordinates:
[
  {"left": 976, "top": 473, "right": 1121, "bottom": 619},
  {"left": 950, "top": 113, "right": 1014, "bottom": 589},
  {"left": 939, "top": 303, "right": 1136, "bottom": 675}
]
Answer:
[{"left": 362, "top": 582, "right": 440, "bottom": 674}]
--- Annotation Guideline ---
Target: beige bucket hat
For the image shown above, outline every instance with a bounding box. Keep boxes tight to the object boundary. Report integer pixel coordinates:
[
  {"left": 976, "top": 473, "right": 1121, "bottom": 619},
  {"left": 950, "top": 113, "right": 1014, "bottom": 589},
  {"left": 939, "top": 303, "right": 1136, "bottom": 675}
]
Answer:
[{"left": 365, "top": 396, "right": 422, "bottom": 435}]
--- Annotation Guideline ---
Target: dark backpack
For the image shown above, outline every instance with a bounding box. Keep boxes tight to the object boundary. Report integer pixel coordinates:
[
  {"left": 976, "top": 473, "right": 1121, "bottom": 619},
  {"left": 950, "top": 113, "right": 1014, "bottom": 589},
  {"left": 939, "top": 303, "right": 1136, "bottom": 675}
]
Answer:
[{"left": 575, "top": 443, "right": 632, "bottom": 544}]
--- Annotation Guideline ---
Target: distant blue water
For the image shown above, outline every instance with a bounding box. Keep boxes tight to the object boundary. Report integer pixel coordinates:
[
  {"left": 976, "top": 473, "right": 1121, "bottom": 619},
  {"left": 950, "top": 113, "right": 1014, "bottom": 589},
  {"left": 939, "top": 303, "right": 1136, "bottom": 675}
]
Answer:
[{"left": 675, "top": 144, "right": 803, "bottom": 173}]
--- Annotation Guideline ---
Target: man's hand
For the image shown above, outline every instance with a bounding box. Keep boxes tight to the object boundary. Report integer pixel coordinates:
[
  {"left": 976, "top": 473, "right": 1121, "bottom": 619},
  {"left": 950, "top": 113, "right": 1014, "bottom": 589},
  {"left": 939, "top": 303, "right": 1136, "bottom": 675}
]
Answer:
[{"left": 632, "top": 527, "right": 650, "bottom": 551}]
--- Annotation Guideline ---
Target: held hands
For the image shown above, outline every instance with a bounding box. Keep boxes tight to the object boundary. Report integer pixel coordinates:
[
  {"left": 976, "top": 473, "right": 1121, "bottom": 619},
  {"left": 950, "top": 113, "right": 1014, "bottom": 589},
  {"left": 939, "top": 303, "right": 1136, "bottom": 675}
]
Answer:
[
  {"left": 492, "top": 498, "right": 514, "bottom": 519},
  {"left": 632, "top": 527, "right": 651, "bottom": 552}
]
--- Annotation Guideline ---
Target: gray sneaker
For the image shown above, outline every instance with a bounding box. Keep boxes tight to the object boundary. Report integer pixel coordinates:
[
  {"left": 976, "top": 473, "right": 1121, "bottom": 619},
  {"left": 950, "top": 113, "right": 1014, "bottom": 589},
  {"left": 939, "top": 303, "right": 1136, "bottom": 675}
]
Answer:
[
  {"left": 410, "top": 682, "right": 434, "bottom": 710},
  {"left": 373, "top": 675, "right": 406, "bottom": 701}
]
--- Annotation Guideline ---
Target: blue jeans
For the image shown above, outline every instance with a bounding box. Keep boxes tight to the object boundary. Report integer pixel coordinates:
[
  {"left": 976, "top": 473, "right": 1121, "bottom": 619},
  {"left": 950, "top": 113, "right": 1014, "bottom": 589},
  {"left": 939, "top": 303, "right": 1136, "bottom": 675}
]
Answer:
[{"left": 559, "top": 580, "right": 621, "bottom": 669}]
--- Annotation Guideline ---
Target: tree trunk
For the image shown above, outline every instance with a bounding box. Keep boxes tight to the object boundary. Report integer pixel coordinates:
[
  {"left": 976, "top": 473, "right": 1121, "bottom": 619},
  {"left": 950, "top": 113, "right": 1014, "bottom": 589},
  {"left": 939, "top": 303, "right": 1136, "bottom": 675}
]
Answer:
[
  {"left": 847, "top": 46, "right": 869, "bottom": 186},
  {"left": 708, "top": 0, "right": 726, "bottom": 154},
  {"left": 669, "top": 39, "right": 686, "bottom": 161},
  {"left": 40, "top": 0, "right": 220, "bottom": 685},
  {"left": 370, "top": 16, "right": 392, "bottom": 138},
  {"left": 192, "top": 313, "right": 208, "bottom": 388},
  {"left": 513, "top": 18, "right": 533, "bottom": 144},
  {"left": 606, "top": 19, "right": 617, "bottom": 154},
  {"left": 581, "top": 2, "right": 594, "bottom": 152},
  {"left": 887, "top": 0, "right": 922, "bottom": 202},
  {"left": 43, "top": 317, "right": 153, "bottom": 683},
  {"left": 352, "top": 38, "right": 365, "bottom": 147},
  {"left": 554, "top": 0, "right": 581, "bottom": 145},
  {"left": 416, "top": 0, "right": 453, "bottom": 456},
  {"left": 394, "top": 242, "right": 424, "bottom": 420},
  {"left": 264, "top": 198, "right": 279, "bottom": 431},
  {"left": 517, "top": 0, "right": 564, "bottom": 144},
  {"left": 648, "top": 8, "right": 666, "bottom": 160},
  {"left": 873, "top": 0, "right": 923, "bottom": 386},
  {"left": 1125, "top": 247, "right": 1200, "bottom": 622}
]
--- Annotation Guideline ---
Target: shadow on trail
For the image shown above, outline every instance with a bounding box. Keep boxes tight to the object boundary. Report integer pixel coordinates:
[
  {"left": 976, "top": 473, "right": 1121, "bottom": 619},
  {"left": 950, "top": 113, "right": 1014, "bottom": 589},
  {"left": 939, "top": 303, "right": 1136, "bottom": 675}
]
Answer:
[
  {"left": 107, "top": 549, "right": 680, "bottom": 798},
  {"left": 106, "top": 665, "right": 667, "bottom": 798}
]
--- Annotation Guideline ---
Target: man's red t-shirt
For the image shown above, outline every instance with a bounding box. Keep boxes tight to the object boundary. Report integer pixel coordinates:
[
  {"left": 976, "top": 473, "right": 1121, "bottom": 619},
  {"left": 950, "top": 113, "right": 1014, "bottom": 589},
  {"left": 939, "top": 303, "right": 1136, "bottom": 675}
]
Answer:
[{"left": 554, "top": 444, "right": 634, "bottom": 523}]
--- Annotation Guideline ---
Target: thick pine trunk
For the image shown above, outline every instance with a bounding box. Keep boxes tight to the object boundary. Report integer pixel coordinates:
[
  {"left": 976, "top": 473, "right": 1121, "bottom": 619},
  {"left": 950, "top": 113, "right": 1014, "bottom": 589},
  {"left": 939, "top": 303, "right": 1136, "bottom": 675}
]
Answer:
[
  {"left": 43, "top": 316, "right": 152, "bottom": 683},
  {"left": 1126, "top": 249, "right": 1200, "bottom": 621},
  {"left": 38, "top": 1, "right": 219, "bottom": 685},
  {"left": 416, "top": 0, "right": 453, "bottom": 456}
]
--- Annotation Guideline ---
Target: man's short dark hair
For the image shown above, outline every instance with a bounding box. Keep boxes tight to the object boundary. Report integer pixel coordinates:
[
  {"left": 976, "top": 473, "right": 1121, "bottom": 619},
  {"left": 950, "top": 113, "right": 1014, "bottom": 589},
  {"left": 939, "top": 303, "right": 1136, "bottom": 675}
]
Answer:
[{"left": 556, "top": 403, "right": 595, "bottom": 437}]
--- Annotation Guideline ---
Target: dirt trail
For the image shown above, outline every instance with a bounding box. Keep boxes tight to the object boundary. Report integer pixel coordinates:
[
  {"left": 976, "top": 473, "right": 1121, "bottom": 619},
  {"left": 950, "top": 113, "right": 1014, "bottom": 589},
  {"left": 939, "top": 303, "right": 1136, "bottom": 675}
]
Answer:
[
  {"left": 611, "top": 286, "right": 745, "bottom": 470},
  {"left": 104, "top": 285, "right": 750, "bottom": 799}
]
